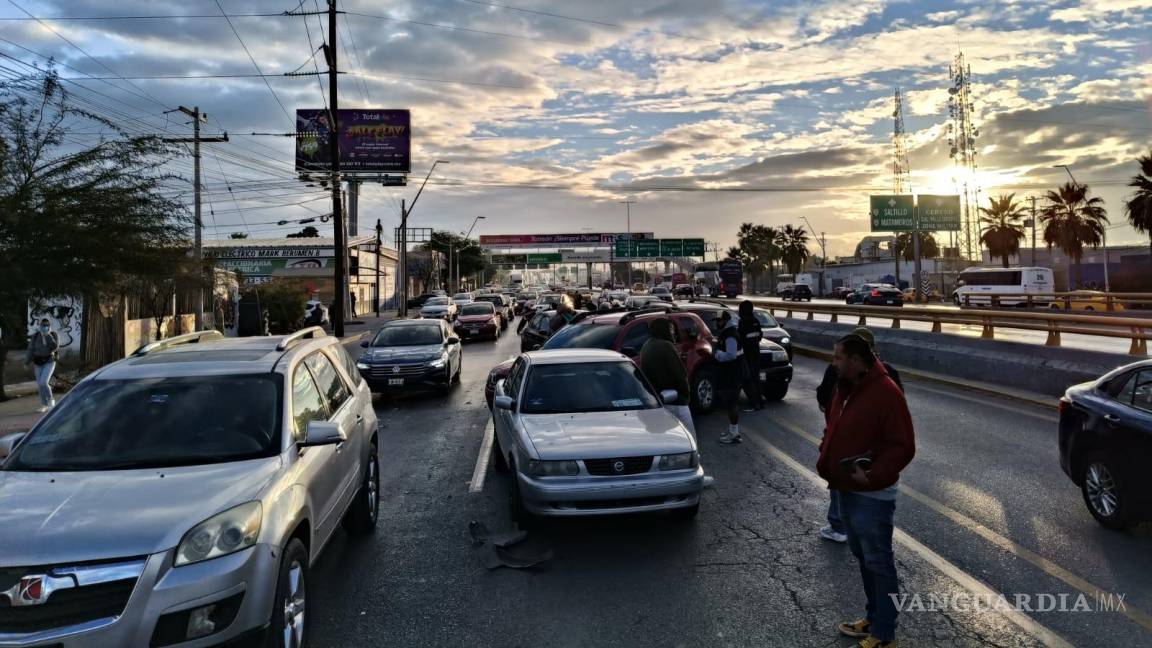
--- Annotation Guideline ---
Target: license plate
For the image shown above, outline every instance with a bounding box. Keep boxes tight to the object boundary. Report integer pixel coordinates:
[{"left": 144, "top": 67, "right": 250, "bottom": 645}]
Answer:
[
  {"left": 759, "top": 371, "right": 767, "bottom": 381},
  {"left": 886, "top": 300, "right": 894, "bottom": 304},
  {"left": 388, "top": 378, "right": 404, "bottom": 386},
  {"left": 468, "top": 326, "right": 480, "bottom": 332}
]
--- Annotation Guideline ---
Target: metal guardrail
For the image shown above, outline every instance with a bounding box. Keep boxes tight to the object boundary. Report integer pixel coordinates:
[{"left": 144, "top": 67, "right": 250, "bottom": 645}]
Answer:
[
  {"left": 736, "top": 298, "right": 1152, "bottom": 356},
  {"left": 955, "top": 292, "right": 1152, "bottom": 312}
]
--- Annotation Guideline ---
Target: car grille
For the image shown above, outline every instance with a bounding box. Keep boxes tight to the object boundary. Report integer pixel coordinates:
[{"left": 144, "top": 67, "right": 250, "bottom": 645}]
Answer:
[
  {"left": 562, "top": 496, "right": 678, "bottom": 510},
  {"left": 0, "top": 577, "right": 137, "bottom": 634},
  {"left": 583, "top": 456, "right": 654, "bottom": 476},
  {"left": 367, "top": 363, "right": 430, "bottom": 378}
]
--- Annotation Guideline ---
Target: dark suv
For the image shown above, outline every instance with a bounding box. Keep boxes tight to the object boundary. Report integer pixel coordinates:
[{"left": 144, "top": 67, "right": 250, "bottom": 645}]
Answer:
[
  {"left": 846, "top": 283, "right": 904, "bottom": 306},
  {"left": 783, "top": 284, "right": 813, "bottom": 301}
]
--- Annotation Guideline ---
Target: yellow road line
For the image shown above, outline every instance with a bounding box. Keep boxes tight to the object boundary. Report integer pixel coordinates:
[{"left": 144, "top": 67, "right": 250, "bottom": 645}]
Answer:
[{"left": 768, "top": 416, "right": 1152, "bottom": 634}]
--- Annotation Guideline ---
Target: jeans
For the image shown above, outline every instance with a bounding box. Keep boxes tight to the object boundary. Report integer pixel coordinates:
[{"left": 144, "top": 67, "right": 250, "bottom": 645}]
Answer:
[
  {"left": 33, "top": 360, "right": 56, "bottom": 407},
  {"left": 742, "top": 352, "right": 762, "bottom": 408},
  {"left": 840, "top": 491, "right": 899, "bottom": 642},
  {"left": 827, "top": 489, "right": 846, "bottom": 534}
]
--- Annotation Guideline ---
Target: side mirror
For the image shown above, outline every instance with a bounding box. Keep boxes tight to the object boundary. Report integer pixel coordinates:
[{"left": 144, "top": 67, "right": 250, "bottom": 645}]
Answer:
[
  {"left": 360, "top": 340, "right": 369, "bottom": 348},
  {"left": 660, "top": 389, "right": 679, "bottom": 404},
  {"left": 446, "top": 337, "right": 460, "bottom": 345},
  {"left": 494, "top": 396, "right": 515, "bottom": 411},
  {"left": 621, "top": 347, "right": 639, "bottom": 358},
  {"left": 0, "top": 432, "right": 27, "bottom": 460},
  {"left": 302, "top": 420, "right": 346, "bottom": 447}
]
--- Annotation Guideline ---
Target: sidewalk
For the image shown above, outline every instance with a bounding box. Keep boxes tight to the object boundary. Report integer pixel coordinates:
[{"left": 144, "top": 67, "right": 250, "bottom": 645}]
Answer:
[
  {"left": 0, "top": 391, "right": 48, "bottom": 435},
  {"left": 337, "top": 309, "right": 398, "bottom": 344}
]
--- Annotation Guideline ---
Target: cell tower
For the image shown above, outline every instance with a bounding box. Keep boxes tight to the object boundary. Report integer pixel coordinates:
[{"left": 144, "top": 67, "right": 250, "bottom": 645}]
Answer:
[
  {"left": 948, "top": 51, "right": 980, "bottom": 260},
  {"left": 892, "top": 87, "right": 912, "bottom": 195}
]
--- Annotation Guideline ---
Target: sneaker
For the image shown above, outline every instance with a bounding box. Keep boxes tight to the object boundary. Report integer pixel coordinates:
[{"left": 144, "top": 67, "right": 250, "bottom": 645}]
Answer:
[
  {"left": 718, "top": 436, "right": 736, "bottom": 445},
  {"left": 702, "top": 475, "right": 715, "bottom": 488},
  {"left": 854, "top": 637, "right": 896, "bottom": 648},
  {"left": 819, "top": 526, "right": 848, "bottom": 543},
  {"left": 837, "top": 619, "right": 871, "bottom": 638},
  {"left": 36, "top": 406, "right": 49, "bottom": 413}
]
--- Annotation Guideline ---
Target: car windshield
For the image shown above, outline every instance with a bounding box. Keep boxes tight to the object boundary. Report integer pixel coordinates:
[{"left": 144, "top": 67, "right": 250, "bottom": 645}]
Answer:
[
  {"left": 542, "top": 323, "right": 620, "bottom": 350},
  {"left": 425, "top": 297, "right": 449, "bottom": 306},
  {"left": 373, "top": 325, "right": 443, "bottom": 346},
  {"left": 461, "top": 303, "right": 495, "bottom": 316},
  {"left": 5, "top": 375, "right": 282, "bottom": 471},
  {"left": 452, "top": 293, "right": 471, "bottom": 300},
  {"left": 520, "top": 362, "right": 659, "bottom": 415},
  {"left": 755, "top": 310, "right": 779, "bottom": 328},
  {"left": 540, "top": 294, "right": 562, "bottom": 304}
]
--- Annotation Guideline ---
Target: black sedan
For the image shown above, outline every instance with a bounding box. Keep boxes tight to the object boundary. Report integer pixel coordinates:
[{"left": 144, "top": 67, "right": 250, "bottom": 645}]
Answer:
[
  {"left": 1059, "top": 360, "right": 1152, "bottom": 529},
  {"left": 357, "top": 319, "right": 462, "bottom": 394},
  {"left": 846, "top": 283, "right": 904, "bottom": 306}
]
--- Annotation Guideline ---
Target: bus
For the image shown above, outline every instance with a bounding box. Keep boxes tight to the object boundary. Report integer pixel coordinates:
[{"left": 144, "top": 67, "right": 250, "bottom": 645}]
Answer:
[
  {"left": 717, "top": 259, "right": 744, "bottom": 298},
  {"left": 952, "top": 267, "right": 1054, "bottom": 306}
]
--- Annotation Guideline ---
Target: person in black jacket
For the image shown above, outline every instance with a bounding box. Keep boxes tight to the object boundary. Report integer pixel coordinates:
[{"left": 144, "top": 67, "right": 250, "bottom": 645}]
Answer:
[
  {"left": 737, "top": 300, "right": 764, "bottom": 411},
  {"left": 816, "top": 326, "right": 902, "bottom": 544}
]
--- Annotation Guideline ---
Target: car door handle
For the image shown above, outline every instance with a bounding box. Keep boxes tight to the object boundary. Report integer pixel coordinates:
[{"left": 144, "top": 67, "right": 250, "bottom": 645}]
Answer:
[{"left": 1103, "top": 414, "right": 1121, "bottom": 424}]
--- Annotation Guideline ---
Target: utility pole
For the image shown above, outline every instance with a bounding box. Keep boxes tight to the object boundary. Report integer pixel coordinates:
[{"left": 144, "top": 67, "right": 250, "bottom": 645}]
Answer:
[
  {"left": 619, "top": 200, "right": 637, "bottom": 286},
  {"left": 801, "top": 216, "right": 826, "bottom": 297},
  {"left": 324, "top": 0, "right": 347, "bottom": 336},
  {"left": 1028, "top": 196, "right": 1038, "bottom": 267},
  {"left": 374, "top": 219, "right": 383, "bottom": 317},
  {"left": 163, "top": 106, "right": 228, "bottom": 331}
]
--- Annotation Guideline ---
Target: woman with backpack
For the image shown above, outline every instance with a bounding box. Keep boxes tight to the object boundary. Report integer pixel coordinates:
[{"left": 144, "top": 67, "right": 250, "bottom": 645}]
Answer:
[{"left": 25, "top": 318, "right": 59, "bottom": 412}]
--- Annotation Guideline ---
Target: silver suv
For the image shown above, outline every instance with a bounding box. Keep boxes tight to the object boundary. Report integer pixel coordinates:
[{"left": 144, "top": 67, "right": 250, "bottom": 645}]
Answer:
[{"left": 0, "top": 328, "right": 379, "bottom": 648}]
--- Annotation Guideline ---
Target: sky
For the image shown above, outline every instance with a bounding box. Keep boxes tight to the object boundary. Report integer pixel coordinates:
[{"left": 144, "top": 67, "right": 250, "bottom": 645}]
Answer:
[{"left": 0, "top": 0, "right": 1150, "bottom": 258}]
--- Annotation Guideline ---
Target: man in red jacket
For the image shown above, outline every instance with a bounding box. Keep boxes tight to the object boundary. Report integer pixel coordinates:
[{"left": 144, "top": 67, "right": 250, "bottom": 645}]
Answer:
[{"left": 817, "top": 334, "right": 915, "bottom": 648}]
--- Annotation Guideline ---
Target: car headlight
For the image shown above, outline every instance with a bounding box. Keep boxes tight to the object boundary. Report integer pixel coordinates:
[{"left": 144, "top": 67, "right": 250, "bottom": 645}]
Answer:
[
  {"left": 659, "top": 452, "right": 699, "bottom": 471},
  {"left": 780, "top": 337, "right": 790, "bottom": 345},
  {"left": 175, "top": 502, "right": 261, "bottom": 566},
  {"left": 429, "top": 356, "right": 447, "bottom": 368},
  {"left": 771, "top": 350, "right": 789, "bottom": 363},
  {"left": 527, "top": 460, "right": 580, "bottom": 477},
  {"left": 356, "top": 361, "right": 369, "bottom": 370}
]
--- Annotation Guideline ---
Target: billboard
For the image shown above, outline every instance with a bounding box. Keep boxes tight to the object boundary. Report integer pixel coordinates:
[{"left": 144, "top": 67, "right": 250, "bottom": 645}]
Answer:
[
  {"left": 295, "top": 109, "right": 410, "bottom": 174},
  {"left": 479, "top": 233, "right": 654, "bottom": 248}
]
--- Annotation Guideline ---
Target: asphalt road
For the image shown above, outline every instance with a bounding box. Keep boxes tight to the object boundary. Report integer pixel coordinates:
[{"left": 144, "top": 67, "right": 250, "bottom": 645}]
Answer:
[{"left": 312, "top": 321, "right": 1152, "bottom": 647}]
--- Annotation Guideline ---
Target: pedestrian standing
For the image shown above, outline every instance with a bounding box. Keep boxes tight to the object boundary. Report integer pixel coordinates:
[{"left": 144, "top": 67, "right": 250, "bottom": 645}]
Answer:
[
  {"left": 713, "top": 310, "right": 744, "bottom": 444},
  {"left": 816, "top": 327, "right": 903, "bottom": 544},
  {"left": 349, "top": 290, "right": 358, "bottom": 317},
  {"left": 818, "top": 334, "right": 915, "bottom": 648},
  {"left": 737, "top": 301, "right": 764, "bottom": 411},
  {"left": 549, "top": 295, "right": 577, "bottom": 333},
  {"left": 25, "top": 319, "right": 59, "bottom": 413}
]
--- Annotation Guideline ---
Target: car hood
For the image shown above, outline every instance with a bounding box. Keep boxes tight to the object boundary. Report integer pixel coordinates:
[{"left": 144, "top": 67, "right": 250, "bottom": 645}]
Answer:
[
  {"left": 0, "top": 457, "right": 281, "bottom": 565},
  {"left": 363, "top": 344, "right": 443, "bottom": 363},
  {"left": 458, "top": 314, "right": 496, "bottom": 324},
  {"left": 519, "top": 410, "right": 694, "bottom": 460}
]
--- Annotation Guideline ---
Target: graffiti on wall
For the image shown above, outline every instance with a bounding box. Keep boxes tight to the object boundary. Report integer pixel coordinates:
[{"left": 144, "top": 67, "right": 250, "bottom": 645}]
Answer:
[{"left": 28, "top": 295, "right": 84, "bottom": 354}]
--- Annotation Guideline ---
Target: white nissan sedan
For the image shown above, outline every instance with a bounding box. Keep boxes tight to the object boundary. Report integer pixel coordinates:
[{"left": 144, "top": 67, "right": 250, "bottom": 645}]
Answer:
[{"left": 491, "top": 349, "right": 703, "bottom": 523}]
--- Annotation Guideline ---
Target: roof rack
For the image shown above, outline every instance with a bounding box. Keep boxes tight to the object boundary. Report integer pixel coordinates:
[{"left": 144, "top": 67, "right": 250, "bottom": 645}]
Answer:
[
  {"left": 133, "top": 330, "right": 224, "bottom": 357},
  {"left": 275, "top": 326, "right": 328, "bottom": 352}
]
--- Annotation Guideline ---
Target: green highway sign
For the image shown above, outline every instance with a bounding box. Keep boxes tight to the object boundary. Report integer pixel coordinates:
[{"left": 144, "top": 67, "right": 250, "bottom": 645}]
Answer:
[
  {"left": 917, "top": 195, "right": 962, "bottom": 231},
  {"left": 660, "top": 239, "right": 684, "bottom": 256},
  {"left": 526, "top": 253, "right": 562, "bottom": 264},
  {"left": 683, "top": 239, "right": 706, "bottom": 256},
  {"left": 870, "top": 195, "right": 916, "bottom": 232},
  {"left": 490, "top": 254, "right": 526, "bottom": 265}
]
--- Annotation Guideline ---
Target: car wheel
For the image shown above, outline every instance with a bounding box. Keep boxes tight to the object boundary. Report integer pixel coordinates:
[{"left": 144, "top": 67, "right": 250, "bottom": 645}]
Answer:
[
  {"left": 1081, "top": 452, "right": 1135, "bottom": 530},
  {"left": 691, "top": 368, "right": 717, "bottom": 414},
  {"left": 762, "top": 382, "right": 789, "bottom": 402},
  {"left": 670, "top": 503, "right": 699, "bottom": 521},
  {"left": 492, "top": 433, "right": 509, "bottom": 473},
  {"left": 508, "top": 461, "right": 535, "bottom": 528},
  {"left": 267, "top": 538, "right": 308, "bottom": 648},
  {"left": 343, "top": 440, "right": 379, "bottom": 534}
]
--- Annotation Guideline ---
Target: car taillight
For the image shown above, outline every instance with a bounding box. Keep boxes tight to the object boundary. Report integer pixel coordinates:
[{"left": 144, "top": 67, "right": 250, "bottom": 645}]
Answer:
[
  {"left": 871, "top": 289, "right": 881, "bottom": 297},
  {"left": 1058, "top": 398, "right": 1071, "bottom": 414}
]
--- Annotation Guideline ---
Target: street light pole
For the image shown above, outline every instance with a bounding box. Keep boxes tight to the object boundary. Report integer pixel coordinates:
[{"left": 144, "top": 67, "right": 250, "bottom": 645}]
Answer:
[
  {"left": 458, "top": 215, "right": 486, "bottom": 292},
  {"left": 800, "top": 216, "right": 826, "bottom": 297},
  {"left": 619, "top": 200, "right": 636, "bottom": 286},
  {"left": 398, "top": 160, "right": 449, "bottom": 317}
]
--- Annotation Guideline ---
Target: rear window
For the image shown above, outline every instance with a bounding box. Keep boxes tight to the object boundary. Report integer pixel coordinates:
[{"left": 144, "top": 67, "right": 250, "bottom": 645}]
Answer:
[
  {"left": 461, "top": 303, "right": 495, "bottom": 316},
  {"left": 541, "top": 322, "right": 620, "bottom": 350}
]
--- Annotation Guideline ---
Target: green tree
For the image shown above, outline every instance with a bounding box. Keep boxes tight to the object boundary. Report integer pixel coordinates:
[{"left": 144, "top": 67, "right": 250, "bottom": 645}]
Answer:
[
  {"left": 979, "top": 194, "right": 1028, "bottom": 268},
  {"left": 1040, "top": 182, "right": 1109, "bottom": 289},
  {"left": 287, "top": 225, "right": 320, "bottom": 238},
  {"left": 423, "top": 230, "right": 487, "bottom": 290},
  {"left": 894, "top": 231, "right": 940, "bottom": 262},
  {"left": 0, "top": 71, "right": 191, "bottom": 396},
  {"left": 778, "top": 224, "right": 811, "bottom": 275},
  {"left": 736, "top": 223, "right": 780, "bottom": 292},
  {"left": 229, "top": 232, "right": 249, "bottom": 239},
  {"left": 1123, "top": 151, "right": 1152, "bottom": 269}
]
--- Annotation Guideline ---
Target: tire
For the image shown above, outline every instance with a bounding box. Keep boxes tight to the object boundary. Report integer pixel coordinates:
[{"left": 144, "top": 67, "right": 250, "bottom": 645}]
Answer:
[
  {"left": 691, "top": 367, "right": 717, "bottom": 414},
  {"left": 1083, "top": 306, "right": 1094, "bottom": 312},
  {"left": 762, "top": 382, "right": 789, "bottom": 402},
  {"left": 1081, "top": 452, "right": 1136, "bottom": 530},
  {"left": 343, "top": 440, "right": 379, "bottom": 534},
  {"left": 670, "top": 503, "right": 699, "bottom": 521},
  {"left": 267, "top": 539, "right": 309, "bottom": 648},
  {"left": 492, "top": 432, "right": 509, "bottom": 473},
  {"left": 508, "top": 461, "right": 535, "bottom": 528}
]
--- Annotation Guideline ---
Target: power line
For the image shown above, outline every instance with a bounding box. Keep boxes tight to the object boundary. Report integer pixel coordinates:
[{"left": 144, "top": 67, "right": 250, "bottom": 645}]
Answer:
[{"left": 213, "top": 0, "right": 294, "bottom": 126}]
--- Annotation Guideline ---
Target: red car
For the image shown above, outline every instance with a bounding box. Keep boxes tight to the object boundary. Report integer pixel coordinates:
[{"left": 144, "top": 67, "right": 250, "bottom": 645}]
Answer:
[
  {"left": 485, "top": 309, "right": 720, "bottom": 411},
  {"left": 454, "top": 302, "right": 501, "bottom": 341}
]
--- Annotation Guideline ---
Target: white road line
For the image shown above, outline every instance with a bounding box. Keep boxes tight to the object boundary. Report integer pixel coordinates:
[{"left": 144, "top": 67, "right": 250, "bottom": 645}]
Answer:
[
  {"left": 767, "top": 416, "right": 1152, "bottom": 635},
  {"left": 742, "top": 431, "right": 1074, "bottom": 648},
  {"left": 468, "top": 418, "right": 495, "bottom": 493},
  {"left": 904, "top": 382, "right": 1059, "bottom": 423}
]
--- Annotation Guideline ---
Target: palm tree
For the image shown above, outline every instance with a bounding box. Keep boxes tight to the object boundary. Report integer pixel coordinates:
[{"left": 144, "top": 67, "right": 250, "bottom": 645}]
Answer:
[
  {"left": 1039, "top": 182, "right": 1109, "bottom": 289},
  {"left": 895, "top": 231, "right": 940, "bottom": 262},
  {"left": 778, "top": 224, "right": 811, "bottom": 275},
  {"left": 737, "top": 223, "right": 778, "bottom": 292},
  {"left": 979, "top": 193, "right": 1028, "bottom": 268},
  {"left": 1123, "top": 151, "right": 1152, "bottom": 268}
]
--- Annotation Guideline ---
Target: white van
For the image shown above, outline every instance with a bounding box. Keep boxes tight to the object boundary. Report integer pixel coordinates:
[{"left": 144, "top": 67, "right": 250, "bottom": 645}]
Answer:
[{"left": 952, "top": 267, "right": 1054, "bottom": 306}]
